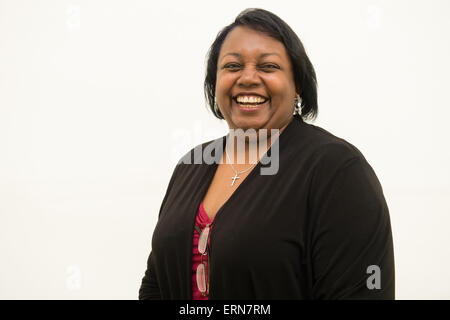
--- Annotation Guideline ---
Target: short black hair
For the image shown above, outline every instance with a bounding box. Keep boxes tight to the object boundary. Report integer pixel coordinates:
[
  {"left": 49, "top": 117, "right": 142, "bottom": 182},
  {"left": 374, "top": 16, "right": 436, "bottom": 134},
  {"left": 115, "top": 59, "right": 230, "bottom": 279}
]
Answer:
[{"left": 204, "top": 8, "right": 318, "bottom": 121}]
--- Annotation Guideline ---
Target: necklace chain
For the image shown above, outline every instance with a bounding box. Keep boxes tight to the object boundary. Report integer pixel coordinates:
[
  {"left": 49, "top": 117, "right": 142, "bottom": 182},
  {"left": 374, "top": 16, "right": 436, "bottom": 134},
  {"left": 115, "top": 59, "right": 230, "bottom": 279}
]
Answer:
[{"left": 225, "top": 142, "right": 257, "bottom": 186}]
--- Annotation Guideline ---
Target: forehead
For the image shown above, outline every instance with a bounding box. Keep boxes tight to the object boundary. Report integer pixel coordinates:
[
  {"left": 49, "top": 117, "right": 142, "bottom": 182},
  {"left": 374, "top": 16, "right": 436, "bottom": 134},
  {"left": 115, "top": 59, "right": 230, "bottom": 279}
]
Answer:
[{"left": 219, "top": 26, "right": 289, "bottom": 62}]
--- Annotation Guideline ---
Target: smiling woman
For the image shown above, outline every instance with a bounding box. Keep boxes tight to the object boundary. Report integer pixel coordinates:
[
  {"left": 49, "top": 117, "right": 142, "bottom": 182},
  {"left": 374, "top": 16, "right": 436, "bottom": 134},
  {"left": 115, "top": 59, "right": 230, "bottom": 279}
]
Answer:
[
  {"left": 139, "top": 8, "right": 395, "bottom": 300},
  {"left": 205, "top": 9, "right": 317, "bottom": 125},
  {"left": 215, "top": 26, "right": 296, "bottom": 132}
]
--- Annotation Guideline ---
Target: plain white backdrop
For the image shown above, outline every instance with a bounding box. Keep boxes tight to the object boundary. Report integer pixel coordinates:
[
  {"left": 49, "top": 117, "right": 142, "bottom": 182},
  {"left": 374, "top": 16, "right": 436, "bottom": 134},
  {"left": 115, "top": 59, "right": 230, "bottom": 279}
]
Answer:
[{"left": 1, "top": 0, "right": 449, "bottom": 299}]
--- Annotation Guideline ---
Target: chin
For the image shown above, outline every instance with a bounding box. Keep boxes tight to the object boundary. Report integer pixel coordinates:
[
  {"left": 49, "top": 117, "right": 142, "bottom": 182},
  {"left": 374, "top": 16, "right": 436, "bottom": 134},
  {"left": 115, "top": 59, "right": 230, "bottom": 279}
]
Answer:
[
  {"left": 228, "top": 111, "right": 270, "bottom": 128},
  {"left": 230, "top": 117, "right": 268, "bottom": 131}
]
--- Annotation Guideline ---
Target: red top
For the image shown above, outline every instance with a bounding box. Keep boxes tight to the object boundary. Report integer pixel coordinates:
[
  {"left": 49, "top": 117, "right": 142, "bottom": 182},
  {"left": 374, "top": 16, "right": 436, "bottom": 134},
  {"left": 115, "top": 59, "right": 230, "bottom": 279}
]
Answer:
[{"left": 192, "top": 201, "right": 215, "bottom": 300}]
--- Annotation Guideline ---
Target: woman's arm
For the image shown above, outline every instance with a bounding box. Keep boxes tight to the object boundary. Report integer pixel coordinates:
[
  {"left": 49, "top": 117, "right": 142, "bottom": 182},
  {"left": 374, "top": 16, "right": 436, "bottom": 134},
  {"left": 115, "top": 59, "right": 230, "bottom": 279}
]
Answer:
[
  {"left": 139, "top": 252, "right": 161, "bottom": 299},
  {"left": 309, "top": 151, "right": 395, "bottom": 299},
  {"left": 138, "top": 163, "right": 181, "bottom": 300}
]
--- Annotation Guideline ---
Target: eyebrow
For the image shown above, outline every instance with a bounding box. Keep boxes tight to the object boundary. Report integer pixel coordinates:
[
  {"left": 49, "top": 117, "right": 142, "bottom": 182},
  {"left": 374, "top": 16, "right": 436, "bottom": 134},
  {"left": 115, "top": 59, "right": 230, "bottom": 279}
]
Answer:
[{"left": 220, "top": 52, "right": 281, "bottom": 62}]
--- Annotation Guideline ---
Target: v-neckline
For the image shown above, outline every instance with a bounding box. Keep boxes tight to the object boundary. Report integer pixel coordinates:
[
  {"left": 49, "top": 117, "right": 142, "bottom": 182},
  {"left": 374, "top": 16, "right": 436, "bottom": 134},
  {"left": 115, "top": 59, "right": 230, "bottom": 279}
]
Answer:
[
  {"left": 187, "top": 116, "right": 300, "bottom": 299},
  {"left": 199, "top": 201, "right": 214, "bottom": 224},
  {"left": 205, "top": 117, "right": 296, "bottom": 226}
]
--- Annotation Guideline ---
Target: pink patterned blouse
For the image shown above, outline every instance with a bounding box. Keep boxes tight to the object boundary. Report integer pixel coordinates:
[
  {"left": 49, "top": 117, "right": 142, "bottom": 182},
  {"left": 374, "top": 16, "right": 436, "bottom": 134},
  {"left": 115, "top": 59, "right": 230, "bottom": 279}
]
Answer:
[{"left": 192, "top": 201, "right": 215, "bottom": 300}]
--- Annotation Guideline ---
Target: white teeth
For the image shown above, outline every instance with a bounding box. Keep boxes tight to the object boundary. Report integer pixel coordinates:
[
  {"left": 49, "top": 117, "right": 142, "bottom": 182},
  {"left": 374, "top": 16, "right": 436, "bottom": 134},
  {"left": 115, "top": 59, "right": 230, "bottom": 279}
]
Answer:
[{"left": 236, "top": 95, "right": 266, "bottom": 104}]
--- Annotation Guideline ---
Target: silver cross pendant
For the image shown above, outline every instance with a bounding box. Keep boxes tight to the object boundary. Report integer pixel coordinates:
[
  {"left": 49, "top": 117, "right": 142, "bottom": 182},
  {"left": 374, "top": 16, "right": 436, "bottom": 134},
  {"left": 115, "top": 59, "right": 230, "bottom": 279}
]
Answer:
[{"left": 231, "top": 173, "right": 240, "bottom": 186}]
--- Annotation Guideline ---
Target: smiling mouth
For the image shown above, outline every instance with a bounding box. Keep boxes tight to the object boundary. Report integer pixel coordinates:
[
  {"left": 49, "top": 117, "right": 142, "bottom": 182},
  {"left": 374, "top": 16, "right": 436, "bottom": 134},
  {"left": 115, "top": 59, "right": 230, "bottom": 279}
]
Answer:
[{"left": 232, "top": 96, "right": 270, "bottom": 108}]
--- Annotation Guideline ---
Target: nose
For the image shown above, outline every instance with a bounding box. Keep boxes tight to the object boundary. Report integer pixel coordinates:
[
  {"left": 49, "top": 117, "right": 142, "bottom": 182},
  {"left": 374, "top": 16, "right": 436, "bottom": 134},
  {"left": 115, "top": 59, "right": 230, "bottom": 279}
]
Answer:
[{"left": 236, "top": 64, "right": 261, "bottom": 87}]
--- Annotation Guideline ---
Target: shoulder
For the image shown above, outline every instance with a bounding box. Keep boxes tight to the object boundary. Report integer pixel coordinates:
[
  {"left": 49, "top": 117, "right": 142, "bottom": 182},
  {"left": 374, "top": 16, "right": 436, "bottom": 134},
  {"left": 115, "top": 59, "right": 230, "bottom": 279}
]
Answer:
[
  {"left": 285, "top": 117, "right": 385, "bottom": 203},
  {"left": 289, "top": 116, "right": 367, "bottom": 170},
  {"left": 288, "top": 118, "right": 386, "bottom": 207}
]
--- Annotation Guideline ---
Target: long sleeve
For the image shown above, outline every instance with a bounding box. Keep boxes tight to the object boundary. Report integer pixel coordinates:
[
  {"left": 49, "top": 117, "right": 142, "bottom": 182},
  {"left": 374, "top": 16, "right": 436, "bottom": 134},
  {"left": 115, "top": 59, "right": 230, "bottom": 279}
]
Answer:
[
  {"left": 139, "top": 252, "right": 161, "bottom": 299},
  {"left": 309, "top": 154, "right": 395, "bottom": 299},
  {"left": 138, "top": 164, "right": 180, "bottom": 300}
]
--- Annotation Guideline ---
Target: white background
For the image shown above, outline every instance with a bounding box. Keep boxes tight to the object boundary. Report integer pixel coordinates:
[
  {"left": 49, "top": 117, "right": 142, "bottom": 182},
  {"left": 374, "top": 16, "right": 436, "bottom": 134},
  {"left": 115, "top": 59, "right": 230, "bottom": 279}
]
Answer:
[{"left": 1, "top": 0, "right": 449, "bottom": 299}]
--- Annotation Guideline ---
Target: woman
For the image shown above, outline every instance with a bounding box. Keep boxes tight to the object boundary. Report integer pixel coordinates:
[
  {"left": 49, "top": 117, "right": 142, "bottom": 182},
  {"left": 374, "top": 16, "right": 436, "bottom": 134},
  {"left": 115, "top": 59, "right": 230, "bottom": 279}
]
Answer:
[{"left": 139, "top": 8, "right": 395, "bottom": 300}]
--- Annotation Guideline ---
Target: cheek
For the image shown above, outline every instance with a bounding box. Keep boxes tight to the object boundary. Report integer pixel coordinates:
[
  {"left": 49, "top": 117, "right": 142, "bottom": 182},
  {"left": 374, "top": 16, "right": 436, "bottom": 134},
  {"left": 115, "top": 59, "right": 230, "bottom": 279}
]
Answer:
[
  {"left": 216, "top": 73, "right": 236, "bottom": 95},
  {"left": 264, "top": 76, "right": 294, "bottom": 102}
]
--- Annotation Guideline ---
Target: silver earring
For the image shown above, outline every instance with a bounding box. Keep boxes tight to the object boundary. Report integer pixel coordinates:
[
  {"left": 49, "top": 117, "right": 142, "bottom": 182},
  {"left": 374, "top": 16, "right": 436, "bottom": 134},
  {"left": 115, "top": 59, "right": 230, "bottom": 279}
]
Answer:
[{"left": 293, "top": 95, "right": 302, "bottom": 116}]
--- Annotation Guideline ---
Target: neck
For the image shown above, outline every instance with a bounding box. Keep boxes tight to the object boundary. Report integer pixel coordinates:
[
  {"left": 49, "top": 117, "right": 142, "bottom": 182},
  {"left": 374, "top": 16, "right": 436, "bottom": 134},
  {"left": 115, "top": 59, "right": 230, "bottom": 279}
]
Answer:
[{"left": 224, "top": 117, "right": 292, "bottom": 166}]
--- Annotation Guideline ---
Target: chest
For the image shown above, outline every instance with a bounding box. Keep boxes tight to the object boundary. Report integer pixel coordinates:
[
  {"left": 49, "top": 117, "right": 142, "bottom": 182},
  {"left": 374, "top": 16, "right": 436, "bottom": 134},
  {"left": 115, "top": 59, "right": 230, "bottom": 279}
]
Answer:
[
  {"left": 201, "top": 163, "right": 253, "bottom": 221},
  {"left": 152, "top": 159, "right": 311, "bottom": 298}
]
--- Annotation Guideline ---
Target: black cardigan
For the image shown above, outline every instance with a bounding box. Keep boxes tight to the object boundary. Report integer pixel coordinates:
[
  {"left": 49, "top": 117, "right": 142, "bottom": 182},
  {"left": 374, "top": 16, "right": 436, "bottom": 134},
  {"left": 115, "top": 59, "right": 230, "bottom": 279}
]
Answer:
[{"left": 139, "top": 115, "right": 395, "bottom": 300}]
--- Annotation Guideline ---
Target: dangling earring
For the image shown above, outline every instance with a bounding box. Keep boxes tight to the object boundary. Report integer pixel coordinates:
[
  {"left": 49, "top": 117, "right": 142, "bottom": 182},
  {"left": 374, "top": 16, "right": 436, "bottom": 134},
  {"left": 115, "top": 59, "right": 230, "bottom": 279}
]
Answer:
[{"left": 293, "top": 94, "right": 302, "bottom": 116}]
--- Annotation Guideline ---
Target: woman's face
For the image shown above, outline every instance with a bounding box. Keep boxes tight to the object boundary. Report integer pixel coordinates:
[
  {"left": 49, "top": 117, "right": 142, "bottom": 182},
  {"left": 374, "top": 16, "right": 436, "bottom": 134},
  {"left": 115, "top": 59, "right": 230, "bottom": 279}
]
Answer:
[{"left": 216, "top": 26, "right": 297, "bottom": 132}]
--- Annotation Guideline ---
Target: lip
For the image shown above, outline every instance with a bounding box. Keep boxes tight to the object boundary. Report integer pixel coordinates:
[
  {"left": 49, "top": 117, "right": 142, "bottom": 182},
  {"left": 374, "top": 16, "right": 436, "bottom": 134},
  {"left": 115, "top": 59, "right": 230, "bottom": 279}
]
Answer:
[
  {"left": 232, "top": 97, "right": 270, "bottom": 112},
  {"left": 232, "top": 92, "right": 269, "bottom": 100}
]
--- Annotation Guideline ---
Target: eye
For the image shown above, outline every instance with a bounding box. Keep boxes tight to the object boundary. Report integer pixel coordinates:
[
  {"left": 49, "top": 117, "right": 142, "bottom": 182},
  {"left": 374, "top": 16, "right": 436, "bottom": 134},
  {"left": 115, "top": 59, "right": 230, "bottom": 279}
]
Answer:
[
  {"left": 223, "top": 63, "right": 242, "bottom": 71},
  {"left": 259, "top": 64, "right": 280, "bottom": 71}
]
